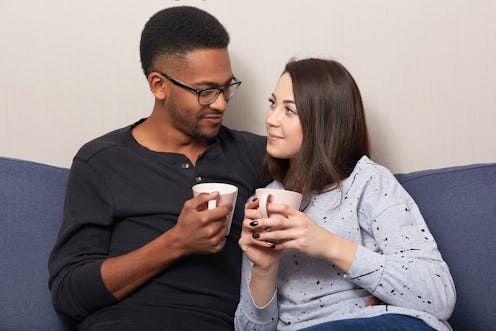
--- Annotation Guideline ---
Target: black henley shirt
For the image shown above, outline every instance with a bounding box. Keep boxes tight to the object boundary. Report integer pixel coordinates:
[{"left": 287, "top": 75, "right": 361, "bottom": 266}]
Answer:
[{"left": 48, "top": 121, "right": 270, "bottom": 330}]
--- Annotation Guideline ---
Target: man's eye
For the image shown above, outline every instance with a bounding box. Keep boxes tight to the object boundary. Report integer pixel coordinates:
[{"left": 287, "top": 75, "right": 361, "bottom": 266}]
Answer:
[{"left": 201, "top": 89, "right": 218, "bottom": 97}]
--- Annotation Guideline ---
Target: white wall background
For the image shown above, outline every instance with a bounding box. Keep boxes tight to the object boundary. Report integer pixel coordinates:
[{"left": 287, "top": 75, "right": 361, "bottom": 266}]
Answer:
[{"left": 1, "top": 0, "right": 495, "bottom": 173}]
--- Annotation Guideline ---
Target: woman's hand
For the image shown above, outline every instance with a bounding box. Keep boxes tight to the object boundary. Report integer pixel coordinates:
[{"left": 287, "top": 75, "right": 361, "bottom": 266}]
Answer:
[
  {"left": 248, "top": 202, "right": 358, "bottom": 272},
  {"left": 247, "top": 202, "right": 332, "bottom": 257},
  {"left": 239, "top": 199, "right": 282, "bottom": 271},
  {"left": 239, "top": 198, "right": 282, "bottom": 307}
]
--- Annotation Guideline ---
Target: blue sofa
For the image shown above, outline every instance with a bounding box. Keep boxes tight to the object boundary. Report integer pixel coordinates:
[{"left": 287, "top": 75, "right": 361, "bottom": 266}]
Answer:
[{"left": 1, "top": 155, "right": 495, "bottom": 330}]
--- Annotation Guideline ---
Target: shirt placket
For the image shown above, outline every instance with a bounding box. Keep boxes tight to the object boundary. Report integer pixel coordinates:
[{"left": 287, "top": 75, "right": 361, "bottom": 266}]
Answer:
[{"left": 180, "top": 160, "right": 203, "bottom": 184}]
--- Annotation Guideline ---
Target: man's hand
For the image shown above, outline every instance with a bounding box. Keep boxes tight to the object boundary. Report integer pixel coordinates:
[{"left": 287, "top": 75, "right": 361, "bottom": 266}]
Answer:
[
  {"left": 171, "top": 192, "right": 232, "bottom": 256},
  {"left": 100, "top": 192, "right": 231, "bottom": 300}
]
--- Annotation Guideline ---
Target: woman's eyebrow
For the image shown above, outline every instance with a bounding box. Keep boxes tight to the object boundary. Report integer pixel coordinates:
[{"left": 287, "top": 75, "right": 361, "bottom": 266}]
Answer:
[{"left": 272, "top": 93, "right": 295, "bottom": 104}]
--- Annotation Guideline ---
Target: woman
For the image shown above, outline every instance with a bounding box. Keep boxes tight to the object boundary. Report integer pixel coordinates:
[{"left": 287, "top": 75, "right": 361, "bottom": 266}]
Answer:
[{"left": 234, "top": 58, "right": 455, "bottom": 331}]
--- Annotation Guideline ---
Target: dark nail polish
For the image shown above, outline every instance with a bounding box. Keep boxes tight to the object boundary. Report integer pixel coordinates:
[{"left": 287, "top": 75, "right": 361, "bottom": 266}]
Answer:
[
  {"left": 249, "top": 221, "right": 258, "bottom": 227},
  {"left": 252, "top": 197, "right": 258, "bottom": 202},
  {"left": 252, "top": 233, "right": 260, "bottom": 239}
]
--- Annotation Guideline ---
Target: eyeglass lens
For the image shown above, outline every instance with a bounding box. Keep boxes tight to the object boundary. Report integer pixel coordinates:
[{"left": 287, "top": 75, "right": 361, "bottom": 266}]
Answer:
[{"left": 198, "top": 82, "right": 240, "bottom": 105}]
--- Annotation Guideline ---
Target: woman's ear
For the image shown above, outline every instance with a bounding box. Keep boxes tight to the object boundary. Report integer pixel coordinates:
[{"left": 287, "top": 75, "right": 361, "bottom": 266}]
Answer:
[{"left": 147, "top": 72, "right": 168, "bottom": 100}]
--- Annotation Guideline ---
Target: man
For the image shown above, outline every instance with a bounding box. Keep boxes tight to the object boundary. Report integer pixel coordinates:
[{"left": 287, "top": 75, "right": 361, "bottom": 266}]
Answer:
[{"left": 48, "top": 6, "right": 270, "bottom": 330}]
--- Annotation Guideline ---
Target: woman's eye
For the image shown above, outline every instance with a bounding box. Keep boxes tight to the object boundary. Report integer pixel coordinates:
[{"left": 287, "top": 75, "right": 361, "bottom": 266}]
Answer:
[
  {"left": 286, "top": 107, "right": 297, "bottom": 115},
  {"left": 268, "top": 97, "right": 276, "bottom": 107}
]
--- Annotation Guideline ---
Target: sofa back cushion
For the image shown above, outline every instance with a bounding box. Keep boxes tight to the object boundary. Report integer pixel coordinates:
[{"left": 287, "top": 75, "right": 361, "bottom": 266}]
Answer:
[
  {"left": 396, "top": 163, "right": 496, "bottom": 331},
  {"left": 0, "top": 157, "right": 71, "bottom": 330}
]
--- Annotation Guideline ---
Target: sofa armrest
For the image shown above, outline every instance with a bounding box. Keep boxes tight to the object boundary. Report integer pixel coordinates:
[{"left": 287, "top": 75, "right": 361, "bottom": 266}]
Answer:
[
  {"left": 0, "top": 156, "right": 73, "bottom": 330},
  {"left": 396, "top": 163, "right": 496, "bottom": 331}
]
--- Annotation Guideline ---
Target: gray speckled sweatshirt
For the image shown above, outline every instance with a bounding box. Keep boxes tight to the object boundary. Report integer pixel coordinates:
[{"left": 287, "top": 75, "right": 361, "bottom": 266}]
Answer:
[{"left": 235, "top": 156, "right": 456, "bottom": 331}]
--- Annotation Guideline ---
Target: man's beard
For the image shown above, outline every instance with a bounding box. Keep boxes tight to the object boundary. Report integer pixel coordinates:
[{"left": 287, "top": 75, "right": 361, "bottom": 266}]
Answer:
[
  {"left": 166, "top": 102, "right": 222, "bottom": 142},
  {"left": 192, "top": 110, "right": 223, "bottom": 141},
  {"left": 192, "top": 123, "right": 220, "bottom": 142}
]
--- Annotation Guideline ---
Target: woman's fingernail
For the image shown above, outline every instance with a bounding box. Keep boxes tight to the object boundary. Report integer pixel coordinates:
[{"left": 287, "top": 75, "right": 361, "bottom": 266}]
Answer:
[
  {"left": 252, "top": 197, "right": 258, "bottom": 202},
  {"left": 249, "top": 221, "right": 258, "bottom": 226},
  {"left": 267, "top": 241, "right": 276, "bottom": 248},
  {"left": 252, "top": 233, "right": 260, "bottom": 239}
]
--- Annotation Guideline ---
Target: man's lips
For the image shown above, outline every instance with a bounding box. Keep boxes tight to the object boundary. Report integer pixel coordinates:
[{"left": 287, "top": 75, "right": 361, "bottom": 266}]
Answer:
[{"left": 201, "top": 113, "right": 223, "bottom": 123}]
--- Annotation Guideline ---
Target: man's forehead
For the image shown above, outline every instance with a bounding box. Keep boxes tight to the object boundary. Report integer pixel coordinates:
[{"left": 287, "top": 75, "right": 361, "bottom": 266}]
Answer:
[{"left": 166, "top": 49, "right": 233, "bottom": 82}]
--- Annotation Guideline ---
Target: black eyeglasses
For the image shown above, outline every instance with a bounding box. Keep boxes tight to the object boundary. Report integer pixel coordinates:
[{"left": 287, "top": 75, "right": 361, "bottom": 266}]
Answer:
[{"left": 158, "top": 72, "right": 241, "bottom": 105}]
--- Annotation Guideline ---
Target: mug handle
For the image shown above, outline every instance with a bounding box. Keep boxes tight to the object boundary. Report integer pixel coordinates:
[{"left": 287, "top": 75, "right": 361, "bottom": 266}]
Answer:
[
  {"left": 258, "top": 193, "right": 273, "bottom": 218},
  {"left": 207, "top": 198, "right": 217, "bottom": 210}
]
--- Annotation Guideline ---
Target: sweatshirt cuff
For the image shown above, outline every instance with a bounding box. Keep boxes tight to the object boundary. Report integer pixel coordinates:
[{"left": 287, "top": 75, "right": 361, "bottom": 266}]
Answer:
[{"left": 241, "top": 289, "right": 278, "bottom": 324}]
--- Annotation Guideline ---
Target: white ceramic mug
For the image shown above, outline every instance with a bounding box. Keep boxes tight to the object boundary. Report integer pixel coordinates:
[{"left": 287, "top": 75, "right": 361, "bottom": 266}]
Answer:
[
  {"left": 255, "top": 188, "right": 302, "bottom": 219},
  {"left": 192, "top": 183, "right": 238, "bottom": 235}
]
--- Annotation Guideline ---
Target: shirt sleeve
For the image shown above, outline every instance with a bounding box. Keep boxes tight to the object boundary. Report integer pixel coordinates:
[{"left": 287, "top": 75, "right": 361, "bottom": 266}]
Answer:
[
  {"left": 234, "top": 254, "right": 279, "bottom": 331},
  {"left": 48, "top": 157, "right": 118, "bottom": 321},
  {"left": 345, "top": 168, "right": 456, "bottom": 320}
]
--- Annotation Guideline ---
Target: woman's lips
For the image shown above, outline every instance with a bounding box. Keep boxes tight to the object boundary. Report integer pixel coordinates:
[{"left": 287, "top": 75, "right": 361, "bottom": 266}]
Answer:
[{"left": 267, "top": 133, "right": 283, "bottom": 142}]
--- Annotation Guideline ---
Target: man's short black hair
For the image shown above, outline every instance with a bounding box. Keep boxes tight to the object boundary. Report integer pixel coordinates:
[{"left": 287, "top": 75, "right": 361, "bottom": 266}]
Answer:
[{"left": 140, "top": 6, "right": 230, "bottom": 77}]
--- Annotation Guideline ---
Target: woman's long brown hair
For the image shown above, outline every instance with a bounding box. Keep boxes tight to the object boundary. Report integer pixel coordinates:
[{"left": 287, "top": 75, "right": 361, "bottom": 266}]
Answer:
[{"left": 264, "top": 58, "right": 370, "bottom": 197}]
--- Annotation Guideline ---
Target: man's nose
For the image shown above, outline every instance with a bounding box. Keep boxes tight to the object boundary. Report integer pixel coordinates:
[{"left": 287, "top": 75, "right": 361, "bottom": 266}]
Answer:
[{"left": 208, "top": 92, "right": 228, "bottom": 111}]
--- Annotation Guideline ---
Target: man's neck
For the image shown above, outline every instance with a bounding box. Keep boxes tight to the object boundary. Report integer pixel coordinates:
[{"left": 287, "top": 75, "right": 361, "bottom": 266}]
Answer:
[{"left": 131, "top": 116, "right": 210, "bottom": 165}]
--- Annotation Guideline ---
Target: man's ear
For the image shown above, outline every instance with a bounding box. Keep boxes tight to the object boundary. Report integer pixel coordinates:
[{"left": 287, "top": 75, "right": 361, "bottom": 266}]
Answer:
[{"left": 148, "top": 72, "right": 168, "bottom": 100}]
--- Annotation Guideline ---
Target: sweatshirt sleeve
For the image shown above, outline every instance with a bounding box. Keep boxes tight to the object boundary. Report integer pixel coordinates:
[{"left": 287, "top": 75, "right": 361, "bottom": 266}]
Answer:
[
  {"left": 345, "top": 167, "right": 456, "bottom": 320},
  {"left": 234, "top": 254, "right": 279, "bottom": 331},
  {"left": 48, "top": 157, "right": 118, "bottom": 321}
]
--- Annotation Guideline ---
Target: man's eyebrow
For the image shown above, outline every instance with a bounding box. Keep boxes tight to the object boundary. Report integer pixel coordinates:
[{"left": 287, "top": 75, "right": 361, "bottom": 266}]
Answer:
[{"left": 196, "top": 75, "right": 234, "bottom": 87}]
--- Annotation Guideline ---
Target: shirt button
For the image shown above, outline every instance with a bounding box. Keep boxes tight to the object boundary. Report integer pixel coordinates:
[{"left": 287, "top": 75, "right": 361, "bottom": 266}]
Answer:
[
  {"left": 181, "top": 163, "right": 190, "bottom": 169},
  {"left": 195, "top": 176, "right": 202, "bottom": 183}
]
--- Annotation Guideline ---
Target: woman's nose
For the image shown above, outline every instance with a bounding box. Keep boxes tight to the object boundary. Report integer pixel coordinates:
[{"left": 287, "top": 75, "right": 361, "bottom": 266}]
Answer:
[{"left": 265, "top": 110, "right": 279, "bottom": 127}]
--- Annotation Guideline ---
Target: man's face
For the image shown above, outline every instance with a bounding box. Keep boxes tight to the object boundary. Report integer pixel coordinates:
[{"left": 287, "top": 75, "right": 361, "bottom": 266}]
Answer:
[{"left": 160, "top": 49, "right": 234, "bottom": 141}]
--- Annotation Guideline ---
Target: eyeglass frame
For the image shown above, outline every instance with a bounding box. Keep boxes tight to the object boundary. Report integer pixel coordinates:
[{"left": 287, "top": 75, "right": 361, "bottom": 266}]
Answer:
[{"left": 157, "top": 72, "right": 242, "bottom": 105}]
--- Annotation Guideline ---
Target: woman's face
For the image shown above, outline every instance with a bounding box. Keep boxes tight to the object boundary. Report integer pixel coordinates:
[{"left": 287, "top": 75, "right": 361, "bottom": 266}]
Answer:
[{"left": 265, "top": 72, "right": 303, "bottom": 160}]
